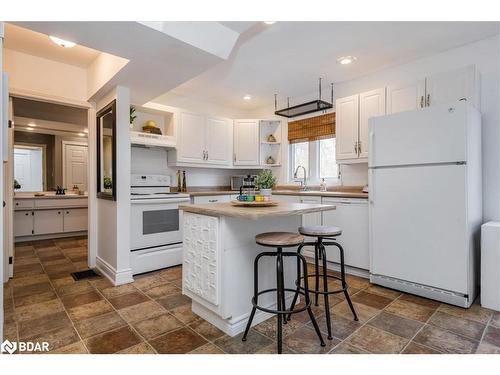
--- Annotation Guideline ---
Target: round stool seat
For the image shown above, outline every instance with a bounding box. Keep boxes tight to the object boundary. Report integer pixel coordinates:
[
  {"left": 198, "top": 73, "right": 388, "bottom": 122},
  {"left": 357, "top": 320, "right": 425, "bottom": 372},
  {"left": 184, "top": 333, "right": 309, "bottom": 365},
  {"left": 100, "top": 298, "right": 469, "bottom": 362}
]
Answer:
[
  {"left": 299, "top": 225, "right": 342, "bottom": 237},
  {"left": 255, "top": 232, "right": 304, "bottom": 247}
]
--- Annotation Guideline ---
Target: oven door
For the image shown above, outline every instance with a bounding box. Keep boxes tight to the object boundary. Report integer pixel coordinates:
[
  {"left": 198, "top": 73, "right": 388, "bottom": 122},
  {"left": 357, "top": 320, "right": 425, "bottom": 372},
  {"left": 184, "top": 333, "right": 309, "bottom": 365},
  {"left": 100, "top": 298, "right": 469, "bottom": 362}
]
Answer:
[{"left": 130, "top": 198, "right": 188, "bottom": 250}]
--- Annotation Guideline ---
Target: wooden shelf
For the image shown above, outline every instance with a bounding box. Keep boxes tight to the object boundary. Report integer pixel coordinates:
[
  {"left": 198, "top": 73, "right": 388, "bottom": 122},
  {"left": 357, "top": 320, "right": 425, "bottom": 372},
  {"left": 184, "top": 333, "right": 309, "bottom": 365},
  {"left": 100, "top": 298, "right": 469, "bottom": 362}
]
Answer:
[{"left": 262, "top": 163, "right": 281, "bottom": 167}]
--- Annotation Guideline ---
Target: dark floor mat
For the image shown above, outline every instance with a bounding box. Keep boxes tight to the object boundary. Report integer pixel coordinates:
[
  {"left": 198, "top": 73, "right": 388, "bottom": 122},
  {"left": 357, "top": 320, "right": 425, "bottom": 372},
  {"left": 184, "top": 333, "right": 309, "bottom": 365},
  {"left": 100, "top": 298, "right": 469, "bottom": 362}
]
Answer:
[{"left": 71, "top": 269, "right": 100, "bottom": 281}]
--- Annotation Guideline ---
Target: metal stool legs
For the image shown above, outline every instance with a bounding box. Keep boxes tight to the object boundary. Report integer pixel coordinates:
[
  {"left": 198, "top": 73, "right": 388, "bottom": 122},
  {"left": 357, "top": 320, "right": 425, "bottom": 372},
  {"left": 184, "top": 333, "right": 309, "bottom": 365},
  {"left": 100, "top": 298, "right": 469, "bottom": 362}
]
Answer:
[
  {"left": 287, "top": 238, "right": 359, "bottom": 339},
  {"left": 242, "top": 247, "right": 325, "bottom": 353}
]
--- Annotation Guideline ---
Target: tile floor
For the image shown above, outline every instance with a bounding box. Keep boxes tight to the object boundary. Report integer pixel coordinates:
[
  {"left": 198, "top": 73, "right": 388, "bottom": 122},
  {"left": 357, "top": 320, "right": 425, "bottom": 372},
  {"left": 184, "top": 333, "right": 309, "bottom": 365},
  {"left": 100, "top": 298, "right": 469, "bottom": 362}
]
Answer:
[{"left": 3, "top": 236, "right": 500, "bottom": 354}]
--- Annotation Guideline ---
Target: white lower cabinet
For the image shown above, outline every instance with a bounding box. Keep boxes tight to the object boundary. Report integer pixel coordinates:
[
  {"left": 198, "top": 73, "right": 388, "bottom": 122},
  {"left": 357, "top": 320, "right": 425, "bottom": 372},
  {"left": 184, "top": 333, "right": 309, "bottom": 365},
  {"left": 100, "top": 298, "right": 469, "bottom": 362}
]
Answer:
[
  {"left": 14, "top": 211, "right": 34, "bottom": 237},
  {"left": 322, "top": 197, "right": 369, "bottom": 270},
  {"left": 63, "top": 208, "right": 88, "bottom": 232},
  {"left": 33, "top": 210, "right": 64, "bottom": 235}
]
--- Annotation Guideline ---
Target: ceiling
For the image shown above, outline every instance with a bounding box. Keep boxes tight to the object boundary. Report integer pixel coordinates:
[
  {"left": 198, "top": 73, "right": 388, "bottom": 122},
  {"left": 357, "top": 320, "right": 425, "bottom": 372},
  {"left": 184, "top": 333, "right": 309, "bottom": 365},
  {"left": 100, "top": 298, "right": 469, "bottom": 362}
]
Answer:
[
  {"left": 155, "top": 21, "right": 500, "bottom": 111},
  {"left": 4, "top": 23, "right": 101, "bottom": 68}
]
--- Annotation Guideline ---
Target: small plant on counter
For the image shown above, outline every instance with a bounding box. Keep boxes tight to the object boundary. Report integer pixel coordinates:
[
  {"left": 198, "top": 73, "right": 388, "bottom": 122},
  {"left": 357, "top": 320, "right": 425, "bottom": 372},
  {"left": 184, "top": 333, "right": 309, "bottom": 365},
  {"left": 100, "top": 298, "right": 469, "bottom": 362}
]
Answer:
[
  {"left": 255, "top": 169, "right": 277, "bottom": 196},
  {"left": 104, "top": 176, "right": 113, "bottom": 190},
  {"left": 14, "top": 179, "right": 21, "bottom": 190}
]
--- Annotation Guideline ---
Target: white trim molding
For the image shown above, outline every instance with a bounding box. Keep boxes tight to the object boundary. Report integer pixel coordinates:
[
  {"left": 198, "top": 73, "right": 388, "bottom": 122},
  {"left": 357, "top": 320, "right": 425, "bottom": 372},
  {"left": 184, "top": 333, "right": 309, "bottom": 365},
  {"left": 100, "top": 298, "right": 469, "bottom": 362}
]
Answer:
[{"left": 95, "top": 256, "right": 134, "bottom": 286}]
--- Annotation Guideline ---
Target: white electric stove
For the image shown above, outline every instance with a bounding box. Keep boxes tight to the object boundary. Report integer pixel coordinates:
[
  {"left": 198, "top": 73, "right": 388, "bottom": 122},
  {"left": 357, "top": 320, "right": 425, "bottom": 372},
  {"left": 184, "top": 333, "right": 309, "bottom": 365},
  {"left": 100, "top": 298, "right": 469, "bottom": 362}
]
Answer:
[{"left": 130, "top": 174, "right": 190, "bottom": 275}]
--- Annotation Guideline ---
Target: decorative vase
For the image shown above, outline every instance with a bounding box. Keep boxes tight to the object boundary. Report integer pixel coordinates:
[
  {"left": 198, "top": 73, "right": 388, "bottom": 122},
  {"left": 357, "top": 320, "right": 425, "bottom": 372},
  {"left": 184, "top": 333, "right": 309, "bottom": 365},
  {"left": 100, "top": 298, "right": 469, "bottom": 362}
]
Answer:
[{"left": 260, "top": 188, "right": 272, "bottom": 197}]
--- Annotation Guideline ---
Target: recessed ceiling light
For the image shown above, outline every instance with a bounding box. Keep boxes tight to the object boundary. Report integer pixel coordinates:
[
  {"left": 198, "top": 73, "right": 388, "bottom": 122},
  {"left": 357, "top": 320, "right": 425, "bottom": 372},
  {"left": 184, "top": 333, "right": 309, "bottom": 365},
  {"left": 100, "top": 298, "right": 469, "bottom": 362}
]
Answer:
[
  {"left": 78, "top": 133, "right": 85, "bottom": 137},
  {"left": 263, "top": 21, "right": 276, "bottom": 25},
  {"left": 243, "top": 95, "right": 252, "bottom": 101},
  {"left": 27, "top": 123, "right": 36, "bottom": 127},
  {"left": 25, "top": 127, "right": 34, "bottom": 131},
  {"left": 49, "top": 36, "right": 76, "bottom": 48},
  {"left": 84, "top": 129, "right": 89, "bottom": 134},
  {"left": 337, "top": 56, "right": 357, "bottom": 65}
]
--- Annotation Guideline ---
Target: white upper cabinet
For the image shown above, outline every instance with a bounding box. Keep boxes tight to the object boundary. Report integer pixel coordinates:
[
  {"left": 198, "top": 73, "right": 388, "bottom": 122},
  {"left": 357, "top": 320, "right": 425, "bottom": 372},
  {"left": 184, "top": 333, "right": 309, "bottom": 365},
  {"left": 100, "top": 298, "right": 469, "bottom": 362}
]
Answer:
[
  {"left": 173, "top": 113, "right": 232, "bottom": 166},
  {"left": 387, "top": 80, "right": 425, "bottom": 114},
  {"left": 359, "top": 88, "right": 386, "bottom": 159},
  {"left": 206, "top": 117, "right": 232, "bottom": 165},
  {"left": 177, "top": 112, "right": 206, "bottom": 163},
  {"left": 336, "top": 89, "right": 386, "bottom": 162},
  {"left": 387, "top": 65, "right": 479, "bottom": 114},
  {"left": 425, "top": 65, "right": 479, "bottom": 108},
  {"left": 233, "top": 119, "right": 260, "bottom": 166},
  {"left": 335, "top": 95, "right": 359, "bottom": 161}
]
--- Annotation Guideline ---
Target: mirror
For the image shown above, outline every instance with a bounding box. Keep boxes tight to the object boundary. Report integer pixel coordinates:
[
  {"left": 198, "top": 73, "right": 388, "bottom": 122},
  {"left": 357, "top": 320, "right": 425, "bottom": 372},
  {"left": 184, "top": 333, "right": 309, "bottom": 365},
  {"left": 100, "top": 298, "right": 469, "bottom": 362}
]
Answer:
[
  {"left": 12, "top": 97, "right": 89, "bottom": 194},
  {"left": 96, "top": 100, "right": 116, "bottom": 200}
]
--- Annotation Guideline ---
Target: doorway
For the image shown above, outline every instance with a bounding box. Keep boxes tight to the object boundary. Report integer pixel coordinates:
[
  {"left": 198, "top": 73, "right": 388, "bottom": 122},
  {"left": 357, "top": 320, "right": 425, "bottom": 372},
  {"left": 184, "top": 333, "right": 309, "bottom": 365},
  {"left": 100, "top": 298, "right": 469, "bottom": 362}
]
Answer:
[{"left": 63, "top": 142, "right": 88, "bottom": 192}]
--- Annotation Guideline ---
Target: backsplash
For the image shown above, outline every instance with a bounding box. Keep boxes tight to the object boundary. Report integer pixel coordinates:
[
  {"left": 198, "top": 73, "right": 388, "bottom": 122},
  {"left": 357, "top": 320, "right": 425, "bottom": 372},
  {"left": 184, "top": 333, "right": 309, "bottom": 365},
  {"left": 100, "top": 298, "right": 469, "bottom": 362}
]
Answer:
[
  {"left": 341, "top": 163, "right": 368, "bottom": 186},
  {"left": 131, "top": 146, "right": 260, "bottom": 187}
]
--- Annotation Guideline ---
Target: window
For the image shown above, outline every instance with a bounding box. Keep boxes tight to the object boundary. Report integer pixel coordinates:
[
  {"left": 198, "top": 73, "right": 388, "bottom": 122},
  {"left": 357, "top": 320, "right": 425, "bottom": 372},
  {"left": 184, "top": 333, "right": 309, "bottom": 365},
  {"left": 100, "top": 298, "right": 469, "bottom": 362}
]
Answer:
[
  {"left": 319, "top": 138, "right": 338, "bottom": 179},
  {"left": 289, "top": 138, "right": 339, "bottom": 183},
  {"left": 290, "top": 141, "right": 309, "bottom": 179}
]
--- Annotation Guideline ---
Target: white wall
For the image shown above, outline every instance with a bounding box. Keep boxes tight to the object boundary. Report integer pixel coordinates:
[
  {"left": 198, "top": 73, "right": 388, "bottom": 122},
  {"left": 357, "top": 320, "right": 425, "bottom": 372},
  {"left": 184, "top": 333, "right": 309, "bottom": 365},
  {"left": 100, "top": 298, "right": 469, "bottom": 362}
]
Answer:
[
  {"left": 4, "top": 48, "right": 88, "bottom": 103},
  {"left": 95, "top": 86, "right": 132, "bottom": 285},
  {"left": 131, "top": 146, "right": 260, "bottom": 187},
  {"left": 252, "top": 35, "right": 500, "bottom": 220}
]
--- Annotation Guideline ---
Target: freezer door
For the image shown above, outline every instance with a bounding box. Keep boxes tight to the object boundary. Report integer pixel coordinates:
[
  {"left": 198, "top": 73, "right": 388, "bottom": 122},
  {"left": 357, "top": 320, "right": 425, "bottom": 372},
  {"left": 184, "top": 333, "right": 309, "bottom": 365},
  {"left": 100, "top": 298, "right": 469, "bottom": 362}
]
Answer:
[
  {"left": 369, "top": 102, "right": 468, "bottom": 168},
  {"left": 369, "top": 164, "right": 469, "bottom": 294}
]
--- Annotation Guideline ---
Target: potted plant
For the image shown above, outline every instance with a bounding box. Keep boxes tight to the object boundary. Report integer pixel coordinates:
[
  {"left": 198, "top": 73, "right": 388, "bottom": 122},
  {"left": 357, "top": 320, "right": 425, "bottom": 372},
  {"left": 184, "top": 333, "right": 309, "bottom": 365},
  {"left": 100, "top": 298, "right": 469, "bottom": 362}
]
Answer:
[
  {"left": 130, "top": 105, "right": 137, "bottom": 129},
  {"left": 255, "top": 169, "right": 277, "bottom": 197}
]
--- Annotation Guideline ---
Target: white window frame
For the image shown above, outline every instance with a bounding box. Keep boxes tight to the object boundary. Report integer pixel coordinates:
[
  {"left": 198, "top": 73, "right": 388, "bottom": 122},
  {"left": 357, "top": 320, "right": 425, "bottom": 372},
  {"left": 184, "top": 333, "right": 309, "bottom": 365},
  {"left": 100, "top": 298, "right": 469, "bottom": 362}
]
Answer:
[{"left": 289, "top": 138, "right": 339, "bottom": 185}]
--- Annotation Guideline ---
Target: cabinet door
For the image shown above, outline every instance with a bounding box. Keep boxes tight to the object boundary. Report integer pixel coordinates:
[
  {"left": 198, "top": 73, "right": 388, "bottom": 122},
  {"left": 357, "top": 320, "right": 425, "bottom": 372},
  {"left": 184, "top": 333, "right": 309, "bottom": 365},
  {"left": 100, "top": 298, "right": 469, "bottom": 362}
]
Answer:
[
  {"left": 386, "top": 80, "right": 425, "bottom": 114},
  {"left": 359, "top": 88, "right": 386, "bottom": 159},
  {"left": 63, "top": 208, "right": 88, "bottom": 232},
  {"left": 14, "top": 211, "right": 33, "bottom": 237},
  {"left": 233, "top": 120, "right": 259, "bottom": 166},
  {"left": 322, "top": 198, "right": 369, "bottom": 270},
  {"left": 335, "top": 95, "right": 359, "bottom": 161},
  {"left": 425, "top": 66, "right": 476, "bottom": 108},
  {"left": 177, "top": 112, "right": 206, "bottom": 163},
  {"left": 206, "top": 117, "right": 232, "bottom": 165},
  {"left": 33, "top": 210, "right": 64, "bottom": 235}
]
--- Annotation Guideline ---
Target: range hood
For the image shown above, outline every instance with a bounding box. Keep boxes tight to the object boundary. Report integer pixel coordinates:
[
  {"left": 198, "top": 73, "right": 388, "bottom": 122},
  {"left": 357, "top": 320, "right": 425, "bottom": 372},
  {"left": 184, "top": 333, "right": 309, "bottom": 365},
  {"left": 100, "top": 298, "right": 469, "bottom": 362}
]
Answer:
[
  {"left": 275, "top": 79, "right": 334, "bottom": 118},
  {"left": 130, "top": 131, "right": 176, "bottom": 149}
]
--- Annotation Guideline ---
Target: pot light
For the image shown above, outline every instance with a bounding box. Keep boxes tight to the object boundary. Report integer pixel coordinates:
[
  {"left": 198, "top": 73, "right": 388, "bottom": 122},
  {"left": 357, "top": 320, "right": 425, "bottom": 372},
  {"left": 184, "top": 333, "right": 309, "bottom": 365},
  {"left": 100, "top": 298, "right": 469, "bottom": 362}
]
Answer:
[
  {"left": 337, "top": 55, "right": 357, "bottom": 65},
  {"left": 263, "top": 21, "right": 276, "bottom": 25},
  {"left": 243, "top": 95, "right": 252, "bottom": 101},
  {"left": 27, "top": 123, "right": 36, "bottom": 127},
  {"left": 25, "top": 127, "right": 34, "bottom": 131},
  {"left": 84, "top": 128, "right": 89, "bottom": 134},
  {"left": 78, "top": 133, "right": 85, "bottom": 137},
  {"left": 49, "top": 36, "right": 76, "bottom": 48}
]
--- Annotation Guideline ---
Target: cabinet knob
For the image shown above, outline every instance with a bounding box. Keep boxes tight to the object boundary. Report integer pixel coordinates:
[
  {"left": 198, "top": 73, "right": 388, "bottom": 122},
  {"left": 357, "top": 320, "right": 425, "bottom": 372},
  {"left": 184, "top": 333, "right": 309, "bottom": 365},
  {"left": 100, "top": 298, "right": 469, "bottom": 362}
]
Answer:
[
  {"left": 66, "top": 211, "right": 70, "bottom": 214},
  {"left": 16, "top": 202, "right": 19, "bottom": 206},
  {"left": 58, "top": 211, "right": 61, "bottom": 214},
  {"left": 25, "top": 212, "right": 28, "bottom": 216}
]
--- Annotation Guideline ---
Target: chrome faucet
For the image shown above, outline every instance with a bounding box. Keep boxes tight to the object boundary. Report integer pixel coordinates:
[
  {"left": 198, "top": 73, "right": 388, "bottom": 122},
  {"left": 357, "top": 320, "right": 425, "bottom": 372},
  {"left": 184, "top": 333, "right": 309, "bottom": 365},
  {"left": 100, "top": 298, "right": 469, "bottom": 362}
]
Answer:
[{"left": 294, "top": 165, "right": 308, "bottom": 191}]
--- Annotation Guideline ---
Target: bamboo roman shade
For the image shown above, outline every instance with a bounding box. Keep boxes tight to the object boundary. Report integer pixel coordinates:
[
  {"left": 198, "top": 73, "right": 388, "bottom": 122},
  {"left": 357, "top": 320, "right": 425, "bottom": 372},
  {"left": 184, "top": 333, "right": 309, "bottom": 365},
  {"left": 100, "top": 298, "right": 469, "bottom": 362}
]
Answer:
[{"left": 287, "top": 112, "right": 336, "bottom": 144}]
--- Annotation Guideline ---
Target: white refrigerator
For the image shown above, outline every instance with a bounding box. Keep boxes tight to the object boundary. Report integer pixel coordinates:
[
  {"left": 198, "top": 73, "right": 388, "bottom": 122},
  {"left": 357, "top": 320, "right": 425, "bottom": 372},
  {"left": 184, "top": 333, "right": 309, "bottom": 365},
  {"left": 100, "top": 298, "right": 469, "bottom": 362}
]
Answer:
[{"left": 368, "top": 102, "right": 482, "bottom": 308}]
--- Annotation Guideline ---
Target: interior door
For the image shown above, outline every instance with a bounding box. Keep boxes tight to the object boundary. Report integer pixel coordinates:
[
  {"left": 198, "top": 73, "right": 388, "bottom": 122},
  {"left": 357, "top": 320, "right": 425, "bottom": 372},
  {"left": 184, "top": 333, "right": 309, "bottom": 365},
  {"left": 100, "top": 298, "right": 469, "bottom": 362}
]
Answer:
[
  {"left": 206, "top": 117, "right": 231, "bottom": 165},
  {"left": 386, "top": 80, "right": 425, "bottom": 114},
  {"left": 335, "top": 95, "right": 359, "bottom": 160},
  {"left": 178, "top": 112, "right": 206, "bottom": 163},
  {"left": 64, "top": 143, "right": 88, "bottom": 191},
  {"left": 369, "top": 164, "right": 468, "bottom": 293},
  {"left": 14, "top": 147, "right": 43, "bottom": 192},
  {"left": 359, "top": 88, "right": 386, "bottom": 159},
  {"left": 233, "top": 120, "right": 259, "bottom": 166}
]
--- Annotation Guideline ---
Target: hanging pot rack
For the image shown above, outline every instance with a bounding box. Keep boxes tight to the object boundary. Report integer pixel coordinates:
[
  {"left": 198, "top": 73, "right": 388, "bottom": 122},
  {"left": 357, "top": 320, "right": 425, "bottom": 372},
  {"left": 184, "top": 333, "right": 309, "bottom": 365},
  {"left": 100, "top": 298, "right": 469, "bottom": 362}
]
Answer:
[{"left": 274, "top": 78, "right": 334, "bottom": 118}]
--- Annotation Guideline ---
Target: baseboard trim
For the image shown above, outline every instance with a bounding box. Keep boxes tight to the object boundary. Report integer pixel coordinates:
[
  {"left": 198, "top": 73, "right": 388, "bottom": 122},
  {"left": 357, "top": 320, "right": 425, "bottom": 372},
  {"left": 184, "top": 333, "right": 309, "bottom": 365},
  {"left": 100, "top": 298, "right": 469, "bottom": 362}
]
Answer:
[
  {"left": 15, "top": 231, "right": 87, "bottom": 243},
  {"left": 95, "top": 256, "right": 134, "bottom": 286}
]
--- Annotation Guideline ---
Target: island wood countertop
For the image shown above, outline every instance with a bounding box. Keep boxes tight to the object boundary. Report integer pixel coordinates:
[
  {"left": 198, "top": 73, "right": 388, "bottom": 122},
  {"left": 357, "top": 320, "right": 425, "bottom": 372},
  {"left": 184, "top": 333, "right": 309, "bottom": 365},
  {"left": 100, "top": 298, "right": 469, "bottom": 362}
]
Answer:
[{"left": 179, "top": 201, "right": 336, "bottom": 220}]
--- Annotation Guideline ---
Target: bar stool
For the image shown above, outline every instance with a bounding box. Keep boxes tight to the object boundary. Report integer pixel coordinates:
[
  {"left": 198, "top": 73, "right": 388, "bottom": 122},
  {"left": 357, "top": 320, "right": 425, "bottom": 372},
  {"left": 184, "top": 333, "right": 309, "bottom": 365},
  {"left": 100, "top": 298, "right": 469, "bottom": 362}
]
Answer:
[
  {"left": 287, "top": 225, "right": 358, "bottom": 340},
  {"left": 242, "top": 231, "right": 325, "bottom": 354}
]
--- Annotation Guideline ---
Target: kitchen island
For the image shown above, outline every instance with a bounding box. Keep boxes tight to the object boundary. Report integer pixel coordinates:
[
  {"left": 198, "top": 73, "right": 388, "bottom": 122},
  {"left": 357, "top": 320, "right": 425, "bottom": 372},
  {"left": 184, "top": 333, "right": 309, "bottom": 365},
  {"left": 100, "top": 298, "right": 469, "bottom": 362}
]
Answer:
[{"left": 179, "top": 201, "right": 336, "bottom": 336}]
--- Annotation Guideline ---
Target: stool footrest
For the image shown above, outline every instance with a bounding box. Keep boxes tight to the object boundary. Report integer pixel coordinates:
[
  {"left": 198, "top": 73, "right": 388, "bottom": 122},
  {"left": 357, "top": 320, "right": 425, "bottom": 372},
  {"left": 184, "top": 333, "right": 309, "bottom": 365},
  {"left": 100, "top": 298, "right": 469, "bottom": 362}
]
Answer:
[
  {"left": 296, "top": 274, "right": 348, "bottom": 295},
  {"left": 251, "top": 288, "right": 311, "bottom": 315}
]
